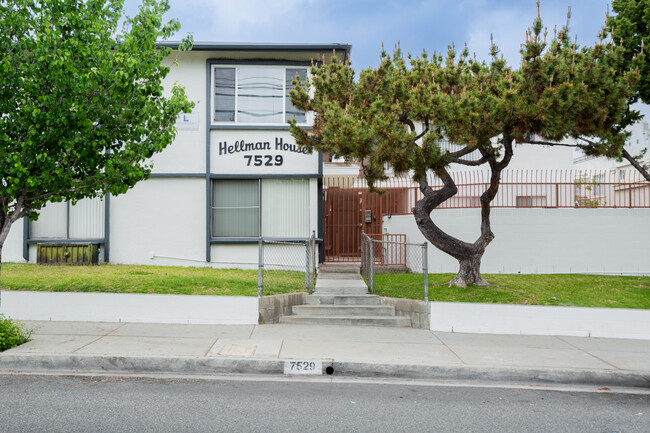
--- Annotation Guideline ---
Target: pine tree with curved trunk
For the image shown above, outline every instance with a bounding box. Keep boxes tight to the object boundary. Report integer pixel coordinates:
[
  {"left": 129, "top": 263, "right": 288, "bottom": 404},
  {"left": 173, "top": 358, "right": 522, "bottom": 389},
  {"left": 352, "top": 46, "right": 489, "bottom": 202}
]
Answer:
[{"left": 290, "top": 7, "right": 638, "bottom": 287}]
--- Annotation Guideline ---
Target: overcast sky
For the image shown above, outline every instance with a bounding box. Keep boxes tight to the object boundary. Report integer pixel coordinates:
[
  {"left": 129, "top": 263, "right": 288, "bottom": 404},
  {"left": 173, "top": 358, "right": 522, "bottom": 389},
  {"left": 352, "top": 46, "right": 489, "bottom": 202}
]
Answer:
[{"left": 121, "top": 0, "right": 648, "bottom": 118}]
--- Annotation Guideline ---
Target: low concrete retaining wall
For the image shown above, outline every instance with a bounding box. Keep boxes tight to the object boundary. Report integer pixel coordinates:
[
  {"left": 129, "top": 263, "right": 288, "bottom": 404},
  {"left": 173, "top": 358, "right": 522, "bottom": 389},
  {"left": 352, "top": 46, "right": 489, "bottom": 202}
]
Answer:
[
  {"left": 381, "top": 297, "right": 430, "bottom": 329},
  {"left": 258, "top": 293, "right": 306, "bottom": 324},
  {"left": 430, "top": 302, "right": 650, "bottom": 340},
  {"left": 0, "top": 291, "right": 258, "bottom": 325}
]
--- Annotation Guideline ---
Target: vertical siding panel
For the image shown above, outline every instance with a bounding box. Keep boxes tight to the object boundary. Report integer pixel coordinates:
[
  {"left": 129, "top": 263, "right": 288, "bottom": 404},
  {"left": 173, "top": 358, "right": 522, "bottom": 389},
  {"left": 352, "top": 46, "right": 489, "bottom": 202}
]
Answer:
[{"left": 70, "top": 197, "right": 105, "bottom": 239}]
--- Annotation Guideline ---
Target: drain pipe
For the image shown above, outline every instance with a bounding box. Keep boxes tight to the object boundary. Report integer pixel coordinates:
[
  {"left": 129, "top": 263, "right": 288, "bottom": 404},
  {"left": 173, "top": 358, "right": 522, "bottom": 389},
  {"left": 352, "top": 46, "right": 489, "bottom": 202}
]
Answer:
[
  {"left": 423, "top": 242, "right": 428, "bottom": 302},
  {"left": 258, "top": 238, "right": 263, "bottom": 298}
]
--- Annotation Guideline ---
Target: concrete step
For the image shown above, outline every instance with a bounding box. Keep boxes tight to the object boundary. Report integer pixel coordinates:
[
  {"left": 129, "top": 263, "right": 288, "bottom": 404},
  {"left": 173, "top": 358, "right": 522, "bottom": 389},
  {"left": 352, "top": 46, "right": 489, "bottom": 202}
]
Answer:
[
  {"left": 278, "top": 315, "right": 411, "bottom": 327},
  {"left": 312, "top": 287, "right": 369, "bottom": 295},
  {"left": 292, "top": 305, "right": 395, "bottom": 317},
  {"left": 306, "top": 294, "right": 381, "bottom": 305},
  {"left": 317, "top": 273, "right": 364, "bottom": 280},
  {"left": 314, "top": 278, "right": 368, "bottom": 295},
  {"left": 318, "top": 264, "right": 361, "bottom": 274}
]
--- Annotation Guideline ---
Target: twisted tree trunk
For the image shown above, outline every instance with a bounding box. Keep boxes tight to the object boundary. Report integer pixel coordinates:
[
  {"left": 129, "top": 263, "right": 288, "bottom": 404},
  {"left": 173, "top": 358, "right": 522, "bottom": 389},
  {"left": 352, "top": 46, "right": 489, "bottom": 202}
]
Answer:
[{"left": 413, "top": 138, "right": 513, "bottom": 288}]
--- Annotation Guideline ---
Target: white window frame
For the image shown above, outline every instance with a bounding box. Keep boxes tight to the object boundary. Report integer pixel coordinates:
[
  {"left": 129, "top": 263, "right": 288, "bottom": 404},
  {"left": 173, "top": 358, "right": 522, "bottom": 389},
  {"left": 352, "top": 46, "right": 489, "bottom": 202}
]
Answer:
[
  {"left": 211, "top": 179, "right": 261, "bottom": 238},
  {"left": 211, "top": 65, "right": 310, "bottom": 126},
  {"left": 211, "top": 178, "right": 310, "bottom": 239}
]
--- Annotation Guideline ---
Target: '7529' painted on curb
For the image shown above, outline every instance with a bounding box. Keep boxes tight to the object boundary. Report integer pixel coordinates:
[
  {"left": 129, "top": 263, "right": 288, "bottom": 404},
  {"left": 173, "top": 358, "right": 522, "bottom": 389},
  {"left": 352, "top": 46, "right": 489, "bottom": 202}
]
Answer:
[
  {"left": 244, "top": 154, "right": 283, "bottom": 166},
  {"left": 283, "top": 360, "right": 322, "bottom": 375}
]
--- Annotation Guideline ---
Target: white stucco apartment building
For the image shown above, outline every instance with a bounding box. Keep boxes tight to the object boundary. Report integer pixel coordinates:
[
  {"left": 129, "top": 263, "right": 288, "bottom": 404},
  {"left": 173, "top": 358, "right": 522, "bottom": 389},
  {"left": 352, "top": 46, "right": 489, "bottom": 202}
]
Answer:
[{"left": 2, "top": 43, "right": 352, "bottom": 268}]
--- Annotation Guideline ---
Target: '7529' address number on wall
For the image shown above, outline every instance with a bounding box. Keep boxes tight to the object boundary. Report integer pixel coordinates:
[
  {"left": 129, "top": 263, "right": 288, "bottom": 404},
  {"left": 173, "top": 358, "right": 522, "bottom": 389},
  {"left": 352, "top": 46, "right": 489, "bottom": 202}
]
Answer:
[{"left": 244, "top": 154, "right": 283, "bottom": 166}]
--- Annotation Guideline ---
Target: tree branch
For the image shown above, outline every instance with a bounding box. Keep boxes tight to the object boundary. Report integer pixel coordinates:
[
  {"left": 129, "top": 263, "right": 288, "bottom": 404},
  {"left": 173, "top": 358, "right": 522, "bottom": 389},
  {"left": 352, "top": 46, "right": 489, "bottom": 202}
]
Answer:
[
  {"left": 448, "top": 146, "right": 476, "bottom": 158},
  {"left": 415, "top": 119, "right": 430, "bottom": 141},
  {"left": 525, "top": 139, "right": 588, "bottom": 150},
  {"left": 496, "top": 136, "right": 514, "bottom": 171},
  {"left": 621, "top": 148, "right": 650, "bottom": 182},
  {"left": 398, "top": 111, "right": 416, "bottom": 133},
  {"left": 0, "top": 191, "right": 25, "bottom": 246},
  {"left": 449, "top": 155, "right": 489, "bottom": 166}
]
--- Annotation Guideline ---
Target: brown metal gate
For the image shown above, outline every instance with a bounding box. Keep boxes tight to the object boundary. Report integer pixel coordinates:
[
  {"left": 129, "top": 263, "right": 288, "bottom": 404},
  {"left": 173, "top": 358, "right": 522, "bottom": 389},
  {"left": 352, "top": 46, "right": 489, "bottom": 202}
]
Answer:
[{"left": 323, "top": 176, "right": 412, "bottom": 262}]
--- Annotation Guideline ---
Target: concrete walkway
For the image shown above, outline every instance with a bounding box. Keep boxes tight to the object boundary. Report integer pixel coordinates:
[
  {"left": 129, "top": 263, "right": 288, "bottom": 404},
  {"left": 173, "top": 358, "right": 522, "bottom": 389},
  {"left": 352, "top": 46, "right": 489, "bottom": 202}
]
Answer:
[{"left": 1, "top": 321, "right": 648, "bottom": 389}]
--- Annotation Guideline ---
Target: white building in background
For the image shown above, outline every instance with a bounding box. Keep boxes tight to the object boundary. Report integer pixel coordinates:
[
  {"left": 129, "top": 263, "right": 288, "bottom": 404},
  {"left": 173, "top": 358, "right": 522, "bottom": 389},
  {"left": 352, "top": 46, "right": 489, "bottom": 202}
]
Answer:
[
  {"left": 574, "top": 120, "right": 650, "bottom": 172},
  {"left": 572, "top": 120, "right": 650, "bottom": 208},
  {"left": 2, "top": 43, "right": 352, "bottom": 267}
]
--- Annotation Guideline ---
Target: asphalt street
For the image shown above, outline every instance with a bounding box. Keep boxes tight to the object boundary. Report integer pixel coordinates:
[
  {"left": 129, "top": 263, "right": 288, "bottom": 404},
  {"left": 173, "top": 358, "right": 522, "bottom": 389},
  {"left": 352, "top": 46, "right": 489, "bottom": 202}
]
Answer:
[{"left": 0, "top": 374, "right": 647, "bottom": 433}]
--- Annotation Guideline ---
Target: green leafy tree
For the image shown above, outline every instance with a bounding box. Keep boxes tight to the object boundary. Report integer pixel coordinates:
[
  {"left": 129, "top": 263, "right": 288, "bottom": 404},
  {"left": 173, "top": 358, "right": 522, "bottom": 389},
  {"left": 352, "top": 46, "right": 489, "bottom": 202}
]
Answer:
[
  {"left": 536, "top": 0, "right": 650, "bottom": 180},
  {"left": 609, "top": 0, "right": 650, "bottom": 105},
  {"left": 0, "top": 0, "right": 193, "bottom": 304},
  {"left": 604, "top": 0, "right": 650, "bottom": 179},
  {"left": 290, "top": 7, "right": 638, "bottom": 287},
  {"left": 526, "top": 2, "right": 650, "bottom": 180}
]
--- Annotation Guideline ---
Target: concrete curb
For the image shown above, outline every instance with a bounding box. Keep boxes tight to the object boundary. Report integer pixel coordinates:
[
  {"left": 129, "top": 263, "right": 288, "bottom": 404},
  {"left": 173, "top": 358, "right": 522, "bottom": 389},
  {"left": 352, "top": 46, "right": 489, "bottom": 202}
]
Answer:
[
  {"left": 2, "top": 354, "right": 648, "bottom": 389},
  {"left": 331, "top": 362, "right": 650, "bottom": 389}
]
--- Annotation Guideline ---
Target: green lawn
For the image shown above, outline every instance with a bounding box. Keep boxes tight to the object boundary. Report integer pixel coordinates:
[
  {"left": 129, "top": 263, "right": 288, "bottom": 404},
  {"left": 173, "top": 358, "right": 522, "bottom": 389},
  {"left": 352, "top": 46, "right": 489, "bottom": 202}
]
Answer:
[
  {"left": 2, "top": 264, "right": 648, "bottom": 309},
  {"left": 372, "top": 273, "right": 650, "bottom": 309},
  {"left": 0, "top": 263, "right": 305, "bottom": 297}
]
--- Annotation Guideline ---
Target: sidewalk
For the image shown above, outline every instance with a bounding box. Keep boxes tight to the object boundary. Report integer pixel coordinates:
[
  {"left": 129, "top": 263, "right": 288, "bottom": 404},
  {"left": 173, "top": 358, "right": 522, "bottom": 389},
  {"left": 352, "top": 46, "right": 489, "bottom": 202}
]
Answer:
[{"left": 1, "top": 321, "right": 648, "bottom": 389}]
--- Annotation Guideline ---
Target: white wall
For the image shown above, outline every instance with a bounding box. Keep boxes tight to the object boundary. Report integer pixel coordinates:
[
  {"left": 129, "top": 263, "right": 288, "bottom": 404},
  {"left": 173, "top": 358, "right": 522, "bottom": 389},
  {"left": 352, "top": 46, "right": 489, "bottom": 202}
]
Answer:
[
  {"left": 151, "top": 51, "right": 210, "bottom": 174},
  {"left": 1, "top": 218, "right": 25, "bottom": 263},
  {"left": 430, "top": 302, "right": 650, "bottom": 339},
  {"left": 383, "top": 208, "right": 650, "bottom": 274},
  {"left": 1, "top": 291, "right": 258, "bottom": 325},
  {"left": 110, "top": 177, "right": 207, "bottom": 266}
]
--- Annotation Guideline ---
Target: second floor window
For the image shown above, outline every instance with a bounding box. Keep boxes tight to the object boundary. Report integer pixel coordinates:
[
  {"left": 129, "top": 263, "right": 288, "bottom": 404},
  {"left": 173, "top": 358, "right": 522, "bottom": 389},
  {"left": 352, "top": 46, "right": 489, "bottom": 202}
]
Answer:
[{"left": 213, "top": 66, "right": 307, "bottom": 125}]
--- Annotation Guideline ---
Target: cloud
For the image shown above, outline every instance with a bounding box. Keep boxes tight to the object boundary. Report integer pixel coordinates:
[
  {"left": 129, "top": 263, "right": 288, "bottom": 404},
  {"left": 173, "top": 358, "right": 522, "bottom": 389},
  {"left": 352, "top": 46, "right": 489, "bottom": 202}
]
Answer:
[
  {"left": 464, "top": 1, "right": 611, "bottom": 67},
  {"left": 465, "top": 7, "right": 536, "bottom": 67},
  {"left": 163, "top": 0, "right": 321, "bottom": 41},
  {"left": 120, "top": 0, "right": 613, "bottom": 71}
]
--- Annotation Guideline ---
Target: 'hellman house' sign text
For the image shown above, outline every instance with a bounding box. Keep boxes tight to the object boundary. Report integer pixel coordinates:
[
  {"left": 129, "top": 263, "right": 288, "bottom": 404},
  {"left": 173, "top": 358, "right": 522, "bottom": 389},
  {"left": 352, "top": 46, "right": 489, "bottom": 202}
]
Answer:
[{"left": 211, "top": 132, "right": 317, "bottom": 174}]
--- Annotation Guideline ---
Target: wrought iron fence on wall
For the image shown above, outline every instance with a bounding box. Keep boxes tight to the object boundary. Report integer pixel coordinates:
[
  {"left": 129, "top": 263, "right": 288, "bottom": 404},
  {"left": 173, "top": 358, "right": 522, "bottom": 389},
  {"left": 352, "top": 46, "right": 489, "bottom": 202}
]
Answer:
[
  {"left": 323, "top": 169, "right": 650, "bottom": 262},
  {"left": 324, "top": 169, "right": 650, "bottom": 212},
  {"left": 360, "top": 231, "right": 429, "bottom": 301},
  {"left": 257, "top": 232, "right": 317, "bottom": 297}
]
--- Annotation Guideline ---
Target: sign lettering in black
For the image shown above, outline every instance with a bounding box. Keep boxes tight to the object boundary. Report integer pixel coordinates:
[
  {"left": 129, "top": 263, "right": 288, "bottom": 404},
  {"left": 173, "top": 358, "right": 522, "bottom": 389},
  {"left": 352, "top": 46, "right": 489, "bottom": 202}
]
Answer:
[
  {"left": 218, "top": 137, "right": 308, "bottom": 156},
  {"left": 244, "top": 155, "right": 283, "bottom": 166}
]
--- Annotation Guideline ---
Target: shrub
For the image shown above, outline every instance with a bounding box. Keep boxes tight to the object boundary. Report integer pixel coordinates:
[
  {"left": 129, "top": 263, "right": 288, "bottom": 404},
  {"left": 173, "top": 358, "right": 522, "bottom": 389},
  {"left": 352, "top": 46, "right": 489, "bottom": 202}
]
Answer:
[{"left": 0, "top": 314, "right": 32, "bottom": 352}]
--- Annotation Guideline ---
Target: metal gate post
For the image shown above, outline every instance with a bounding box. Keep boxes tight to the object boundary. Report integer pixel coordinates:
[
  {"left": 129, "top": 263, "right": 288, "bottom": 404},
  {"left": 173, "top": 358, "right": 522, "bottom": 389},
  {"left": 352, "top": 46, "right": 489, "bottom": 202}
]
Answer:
[
  {"left": 369, "top": 236, "right": 374, "bottom": 294},
  {"left": 360, "top": 231, "right": 364, "bottom": 276},
  {"left": 310, "top": 231, "right": 316, "bottom": 291},
  {"left": 423, "top": 242, "right": 429, "bottom": 302},
  {"left": 305, "top": 239, "right": 310, "bottom": 292},
  {"left": 258, "top": 238, "right": 263, "bottom": 298}
]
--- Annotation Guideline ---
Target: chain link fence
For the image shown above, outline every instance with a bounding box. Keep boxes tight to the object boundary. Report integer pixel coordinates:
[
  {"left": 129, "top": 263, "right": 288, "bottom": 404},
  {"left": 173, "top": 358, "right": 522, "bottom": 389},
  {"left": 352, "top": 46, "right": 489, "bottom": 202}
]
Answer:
[
  {"left": 360, "top": 232, "right": 429, "bottom": 301},
  {"left": 257, "top": 233, "right": 317, "bottom": 297}
]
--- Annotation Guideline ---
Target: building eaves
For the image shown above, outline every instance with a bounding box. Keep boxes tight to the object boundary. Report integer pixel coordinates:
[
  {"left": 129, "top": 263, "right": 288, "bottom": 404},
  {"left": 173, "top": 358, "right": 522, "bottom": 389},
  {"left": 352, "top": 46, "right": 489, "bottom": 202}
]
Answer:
[{"left": 158, "top": 41, "right": 352, "bottom": 62}]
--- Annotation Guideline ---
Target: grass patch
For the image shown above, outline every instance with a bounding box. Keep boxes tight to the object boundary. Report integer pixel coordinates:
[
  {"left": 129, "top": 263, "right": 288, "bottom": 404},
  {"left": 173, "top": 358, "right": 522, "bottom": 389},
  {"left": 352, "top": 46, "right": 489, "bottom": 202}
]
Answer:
[
  {"left": 373, "top": 273, "right": 650, "bottom": 309},
  {"left": 3, "top": 264, "right": 648, "bottom": 309},
  {"left": 1, "top": 263, "right": 305, "bottom": 297}
]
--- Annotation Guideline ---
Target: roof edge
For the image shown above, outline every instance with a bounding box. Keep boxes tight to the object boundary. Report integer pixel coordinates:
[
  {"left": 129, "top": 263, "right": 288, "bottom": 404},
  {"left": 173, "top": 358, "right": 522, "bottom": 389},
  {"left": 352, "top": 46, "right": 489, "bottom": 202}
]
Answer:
[{"left": 158, "top": 41, "right": 351, "bottom": 54}]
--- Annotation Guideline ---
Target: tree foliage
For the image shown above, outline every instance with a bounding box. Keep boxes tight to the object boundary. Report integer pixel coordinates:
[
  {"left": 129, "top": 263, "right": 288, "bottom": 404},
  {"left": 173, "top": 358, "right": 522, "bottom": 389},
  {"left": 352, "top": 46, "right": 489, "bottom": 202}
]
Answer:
[
  {"left": 290, "top": 8, "right": 638, "bottom": 286},
  {"left": 608, "top": 0, "right": 650, "bottom": 105},
  {"left": 603, "top": 0, "right": 650, "bottom": 178},
  {"left": 0, "top": 0, "right": 193, "bottom": 247}
]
